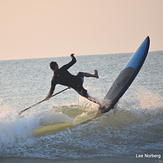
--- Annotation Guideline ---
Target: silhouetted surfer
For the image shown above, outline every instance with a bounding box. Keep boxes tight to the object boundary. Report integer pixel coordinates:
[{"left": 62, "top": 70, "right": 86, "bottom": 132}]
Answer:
[{"left": 45, "top": 54, "right": 99, "bottom": 104}]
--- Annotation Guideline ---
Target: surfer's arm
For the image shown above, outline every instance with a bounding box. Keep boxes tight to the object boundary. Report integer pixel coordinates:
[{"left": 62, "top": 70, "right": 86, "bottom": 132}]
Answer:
[
  {"left": 61, "top": 54, "right": 76, "bottom": 70},
  {"left": 45, "top": 80, "right": 56, "bottom": 100}
]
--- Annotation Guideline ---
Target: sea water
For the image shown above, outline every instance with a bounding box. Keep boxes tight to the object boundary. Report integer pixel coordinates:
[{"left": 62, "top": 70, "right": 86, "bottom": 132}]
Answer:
[{"left": 0, "top": 52, "right": 163, "bottom": 161}]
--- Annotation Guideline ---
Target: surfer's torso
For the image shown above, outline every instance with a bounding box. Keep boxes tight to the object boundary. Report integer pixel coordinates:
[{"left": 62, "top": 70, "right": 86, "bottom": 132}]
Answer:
[{"left": 50, "top": 56, "right": 81, "bottom": 90}]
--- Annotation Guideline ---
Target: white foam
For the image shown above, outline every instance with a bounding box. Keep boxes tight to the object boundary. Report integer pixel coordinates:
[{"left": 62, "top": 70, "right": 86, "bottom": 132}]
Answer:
[
  {"left": 0, "top": 105, "right": 39, "bottom": 146},
  {"left": 0, "top": 104, "right": 76, "bottom": 146},
  {"left": 34, "top": 109, "right": 74, "bottom": 126},
  {"left": 119, "top": 88, "right": 163, "bottom": 123}
]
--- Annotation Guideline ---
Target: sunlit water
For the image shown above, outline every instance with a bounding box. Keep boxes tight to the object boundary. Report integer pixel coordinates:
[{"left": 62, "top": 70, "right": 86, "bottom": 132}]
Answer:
[{"left": 0, "top": 52, "right": 163, "bottom": 161}]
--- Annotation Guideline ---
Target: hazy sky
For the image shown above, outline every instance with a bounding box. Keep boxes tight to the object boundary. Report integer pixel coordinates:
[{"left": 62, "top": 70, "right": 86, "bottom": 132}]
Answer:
[{"left": 1, "top": 0, "right": 163, "bottom": 60}]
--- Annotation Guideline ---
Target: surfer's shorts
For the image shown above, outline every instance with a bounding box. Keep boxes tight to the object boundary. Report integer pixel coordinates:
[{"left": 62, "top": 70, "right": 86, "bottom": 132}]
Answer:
[
  {"left": 75, "top": 72, "right": 88, "bottom": 98},
  {"left": 77, "top": 72, "right": 84, "bottom": 83}
]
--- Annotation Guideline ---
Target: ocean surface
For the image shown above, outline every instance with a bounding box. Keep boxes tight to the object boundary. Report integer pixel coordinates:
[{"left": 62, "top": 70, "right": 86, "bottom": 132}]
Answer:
[{"left": 0, "top": 52, "right": 163, "bottom": 162}]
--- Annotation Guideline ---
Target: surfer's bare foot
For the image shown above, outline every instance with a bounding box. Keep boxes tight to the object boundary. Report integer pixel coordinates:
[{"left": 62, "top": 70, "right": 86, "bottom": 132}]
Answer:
[{"left": 94, "top": 70, "right": 99, "bottom": 78}]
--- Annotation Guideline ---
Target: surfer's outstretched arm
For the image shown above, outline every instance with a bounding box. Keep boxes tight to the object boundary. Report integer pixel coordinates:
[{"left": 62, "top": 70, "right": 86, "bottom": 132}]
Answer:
[
  {"left": 61, "top": 54, "right": 76, "bottom": 70},
  {"left": 45, "top": 83, "right": 56, "bottom": 100}
]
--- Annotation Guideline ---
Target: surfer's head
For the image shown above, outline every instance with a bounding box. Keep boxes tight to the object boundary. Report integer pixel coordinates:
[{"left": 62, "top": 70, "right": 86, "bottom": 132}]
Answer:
[{"left": 50, "top": 62, "right": 58, "bottom": 71}]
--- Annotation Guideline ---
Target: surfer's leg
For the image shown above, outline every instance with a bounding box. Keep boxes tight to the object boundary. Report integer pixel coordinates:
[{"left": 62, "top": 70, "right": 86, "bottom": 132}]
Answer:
[
  {"left": 87, "top": 95, "right": 101, "bottom": 105},
  {"left": 76, "top": 87, "right": 100, "bottom": 105},
  {"left": 83, "top": 70, "right": 99, "bottom": 79},
  {"left": 75, "top": 87, "right": 88, "bottom": 98},
  {"left": 76, "top": 72, "right": 99, "bottom": 104}
]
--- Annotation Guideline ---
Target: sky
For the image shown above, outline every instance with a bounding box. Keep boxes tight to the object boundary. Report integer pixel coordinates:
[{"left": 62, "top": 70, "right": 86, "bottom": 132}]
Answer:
[{"left": 0, "top": 0, "right": 163, "bottom": 60}]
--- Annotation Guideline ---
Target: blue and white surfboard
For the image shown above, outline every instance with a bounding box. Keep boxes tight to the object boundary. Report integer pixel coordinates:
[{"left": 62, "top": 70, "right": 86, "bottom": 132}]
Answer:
[{"left": 98, "top": 36, "right": 150, "bottom": 114}]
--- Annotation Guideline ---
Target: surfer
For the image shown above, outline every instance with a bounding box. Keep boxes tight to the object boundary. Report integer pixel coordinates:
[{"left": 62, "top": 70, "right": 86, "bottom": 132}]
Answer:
[{"left": 45, "top": 54, "right": 99, "bottom": 104}]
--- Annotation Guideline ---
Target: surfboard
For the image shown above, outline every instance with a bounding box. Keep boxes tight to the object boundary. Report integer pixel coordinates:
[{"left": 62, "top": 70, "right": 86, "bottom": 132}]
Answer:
[
  {"left": 98, "top": 36, "right": 150, "bottom": 114},
  {"left": 33, "top": 123, "right": 74, "bottom": 136}
]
